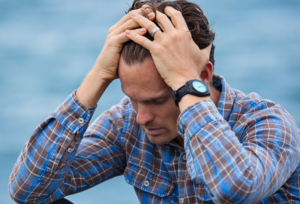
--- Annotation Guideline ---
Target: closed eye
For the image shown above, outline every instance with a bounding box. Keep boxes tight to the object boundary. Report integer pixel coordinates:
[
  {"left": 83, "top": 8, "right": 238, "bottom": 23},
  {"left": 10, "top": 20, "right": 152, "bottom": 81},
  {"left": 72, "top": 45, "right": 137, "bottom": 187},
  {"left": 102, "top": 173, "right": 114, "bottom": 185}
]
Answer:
[
  {"left": 130, "top": 97, "right": 167, "bottom": 105},
  {"left": 152, "top": 97, "right": 167, "bottom": 105}
]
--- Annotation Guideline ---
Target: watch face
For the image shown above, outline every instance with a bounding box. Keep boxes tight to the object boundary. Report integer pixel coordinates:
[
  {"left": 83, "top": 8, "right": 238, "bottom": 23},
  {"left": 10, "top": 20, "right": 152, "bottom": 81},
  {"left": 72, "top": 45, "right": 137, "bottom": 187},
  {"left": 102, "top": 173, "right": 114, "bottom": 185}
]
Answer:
[{"left": 192, "top": 81, "right": 207, "bottom": 93}]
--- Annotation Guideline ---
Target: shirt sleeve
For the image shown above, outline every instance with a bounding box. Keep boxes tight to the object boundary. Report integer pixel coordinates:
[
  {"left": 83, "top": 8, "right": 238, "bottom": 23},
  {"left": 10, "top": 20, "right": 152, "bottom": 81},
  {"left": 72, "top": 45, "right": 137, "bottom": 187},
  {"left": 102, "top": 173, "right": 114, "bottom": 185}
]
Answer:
[
  {"left": 178, "top": 99, "right": 300, "bottom": 203},
  {"left": 9, "top": 91, "right": 126, "bottom": 204}
]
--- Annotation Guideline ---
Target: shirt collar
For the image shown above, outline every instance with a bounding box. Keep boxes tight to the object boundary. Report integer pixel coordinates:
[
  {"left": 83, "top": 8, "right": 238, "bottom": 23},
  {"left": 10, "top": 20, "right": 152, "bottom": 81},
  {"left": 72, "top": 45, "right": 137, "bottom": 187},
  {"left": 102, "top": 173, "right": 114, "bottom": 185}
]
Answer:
[{"left": 214, "top": 74, "right": 236, "bottom": 122}]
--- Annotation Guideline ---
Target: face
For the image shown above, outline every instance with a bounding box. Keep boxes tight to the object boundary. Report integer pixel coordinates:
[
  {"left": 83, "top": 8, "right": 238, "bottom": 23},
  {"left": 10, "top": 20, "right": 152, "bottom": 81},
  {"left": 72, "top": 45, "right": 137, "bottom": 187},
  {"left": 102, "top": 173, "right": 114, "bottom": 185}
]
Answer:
[{"left": 119, "top": 57, "right": 181, "bottom": 145}]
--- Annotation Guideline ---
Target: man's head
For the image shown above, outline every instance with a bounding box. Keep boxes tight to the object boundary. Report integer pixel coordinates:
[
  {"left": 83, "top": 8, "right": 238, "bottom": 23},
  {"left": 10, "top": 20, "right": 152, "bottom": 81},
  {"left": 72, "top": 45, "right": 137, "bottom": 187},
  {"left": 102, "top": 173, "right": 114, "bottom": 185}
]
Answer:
[
  {"left": 121, "top": 0, "right": 215, "bottom": 66},
  {"left": 119, "top": 0, "right": 216, "bottom": 145}
]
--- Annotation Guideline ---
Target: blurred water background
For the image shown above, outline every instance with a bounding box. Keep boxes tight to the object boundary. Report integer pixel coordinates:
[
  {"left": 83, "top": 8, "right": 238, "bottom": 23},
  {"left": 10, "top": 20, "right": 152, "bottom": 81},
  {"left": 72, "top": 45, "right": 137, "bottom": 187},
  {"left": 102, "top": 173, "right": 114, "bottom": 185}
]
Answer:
[{"left": 1, "top": 0, "right": 300, "bottom": 203}]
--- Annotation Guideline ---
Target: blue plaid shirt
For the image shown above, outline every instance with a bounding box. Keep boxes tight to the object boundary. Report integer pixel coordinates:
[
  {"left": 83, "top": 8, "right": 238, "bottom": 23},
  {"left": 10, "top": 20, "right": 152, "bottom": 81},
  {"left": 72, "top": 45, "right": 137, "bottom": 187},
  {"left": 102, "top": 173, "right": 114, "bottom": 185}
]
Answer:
[{"left": 9, "top": 75, "right": 300, "bottom": 203}]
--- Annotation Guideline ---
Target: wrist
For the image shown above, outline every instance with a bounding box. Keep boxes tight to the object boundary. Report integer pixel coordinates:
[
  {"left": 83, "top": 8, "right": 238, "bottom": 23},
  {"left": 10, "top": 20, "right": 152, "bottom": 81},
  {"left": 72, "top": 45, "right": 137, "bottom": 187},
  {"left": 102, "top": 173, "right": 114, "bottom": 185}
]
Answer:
[
  {"left": 91, "top": 66, "right": 116, "bottom": 84},
  {"left": 170, "top": 76, "right": 201, "bottom": 90},
  {"left": 76, "top": 69, "right": 112, "bottom": 107}
]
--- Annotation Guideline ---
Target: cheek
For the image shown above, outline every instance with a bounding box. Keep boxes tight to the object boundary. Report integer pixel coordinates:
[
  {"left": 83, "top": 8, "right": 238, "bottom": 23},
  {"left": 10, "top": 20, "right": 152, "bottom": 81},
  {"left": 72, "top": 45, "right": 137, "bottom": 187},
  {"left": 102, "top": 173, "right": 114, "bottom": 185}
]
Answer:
[{"left": 160, "top": 101, "right": 180, "bottom": 124}]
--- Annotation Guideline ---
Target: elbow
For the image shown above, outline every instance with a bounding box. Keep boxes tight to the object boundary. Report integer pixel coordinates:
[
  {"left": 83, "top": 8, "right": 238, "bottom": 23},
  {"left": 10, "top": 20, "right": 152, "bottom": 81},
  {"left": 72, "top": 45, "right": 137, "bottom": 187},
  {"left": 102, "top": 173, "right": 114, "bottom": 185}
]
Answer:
[
  {"left": 9, "top": 183, "right": 24, "bottom": 204},
  {"left": 212, "top": 169, "right": 264, "bottom": 203},
  {"left": 9, "top": 186, "right": 43, "bottom": 204},
  {"left": 213, "top": 186, "right": 262, "bottom": 204},
  {"left": 9, "top": 176, "right": 33, "bottom": 204}
]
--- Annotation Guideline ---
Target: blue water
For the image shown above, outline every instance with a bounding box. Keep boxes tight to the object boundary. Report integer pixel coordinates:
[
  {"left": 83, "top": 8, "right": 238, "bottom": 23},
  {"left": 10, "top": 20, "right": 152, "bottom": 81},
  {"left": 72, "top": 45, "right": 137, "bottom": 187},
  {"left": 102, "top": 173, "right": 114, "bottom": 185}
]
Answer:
[{"left": 1, "top": 0, "right": 299, "bottom": 203}]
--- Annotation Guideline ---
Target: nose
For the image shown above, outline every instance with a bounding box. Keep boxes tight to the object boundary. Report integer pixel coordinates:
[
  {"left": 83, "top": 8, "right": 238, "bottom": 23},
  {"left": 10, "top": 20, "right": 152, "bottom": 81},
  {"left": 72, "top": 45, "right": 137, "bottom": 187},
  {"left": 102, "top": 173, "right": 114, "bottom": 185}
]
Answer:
[{"left": 136, "top": 103, "right": 155, "bottom": 126}]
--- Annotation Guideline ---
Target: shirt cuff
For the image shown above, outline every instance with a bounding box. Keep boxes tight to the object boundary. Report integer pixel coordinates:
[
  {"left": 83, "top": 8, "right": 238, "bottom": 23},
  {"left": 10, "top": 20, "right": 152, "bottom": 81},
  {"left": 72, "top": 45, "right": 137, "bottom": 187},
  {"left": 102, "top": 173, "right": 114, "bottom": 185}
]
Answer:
[
  {"left": 52, "top": 90, "right": 97, "bottom": 134},
  {"left": 177, "top": 99, "right": 223, "bottom": 138}
]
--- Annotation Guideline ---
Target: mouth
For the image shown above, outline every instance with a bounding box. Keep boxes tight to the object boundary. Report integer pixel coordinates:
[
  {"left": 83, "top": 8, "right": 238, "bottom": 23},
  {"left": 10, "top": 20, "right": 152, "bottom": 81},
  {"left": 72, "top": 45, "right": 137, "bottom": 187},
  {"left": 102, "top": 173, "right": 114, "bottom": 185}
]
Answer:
[{"left": 144, "top": 127, "right": 165, "bottom": 136}]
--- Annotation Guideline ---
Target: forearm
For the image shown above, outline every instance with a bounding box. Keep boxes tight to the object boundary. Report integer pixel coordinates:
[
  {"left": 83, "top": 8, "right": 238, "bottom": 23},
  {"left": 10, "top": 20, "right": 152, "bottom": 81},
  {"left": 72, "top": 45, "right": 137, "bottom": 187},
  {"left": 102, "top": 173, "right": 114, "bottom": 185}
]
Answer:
[
  {"left": 179, "top": 100, "right": 300, "bottom": 203},
  {"left": 76, "top": 67, "right": 112, "bottom": 107}
]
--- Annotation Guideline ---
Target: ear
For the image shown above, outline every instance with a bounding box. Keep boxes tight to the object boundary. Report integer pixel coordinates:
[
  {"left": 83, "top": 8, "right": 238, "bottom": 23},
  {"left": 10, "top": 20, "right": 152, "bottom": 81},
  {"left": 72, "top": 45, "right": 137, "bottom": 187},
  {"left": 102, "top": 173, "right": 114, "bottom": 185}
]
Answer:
[{"left": 200, "top": 61, "right": 213, "bottom": 84}]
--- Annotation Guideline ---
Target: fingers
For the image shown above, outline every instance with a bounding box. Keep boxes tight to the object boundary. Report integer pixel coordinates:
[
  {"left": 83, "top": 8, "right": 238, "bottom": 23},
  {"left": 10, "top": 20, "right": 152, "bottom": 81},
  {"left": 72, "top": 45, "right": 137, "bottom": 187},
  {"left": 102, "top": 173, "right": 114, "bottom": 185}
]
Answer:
[
  {"left": 110, "top": 6, "right": 156, "bottom": 35},
  {"left": 155, "top": 10, "right": 175, "bottom": 32},
  {"left": 125, "top": 29, "right": 154, "bottom": 51},
  {"left": 112, "top": 9, "right": 143, "bottom": 30},
  {"left": 141, "top": 4, "right": 156, "bottom": 21},
  {"left": 130, "top": 12, "right": 163, "bottom": 39},
  {"left": 115, "top": 28, "right": 147, "bottom": 44},
  {"left": 164, "top": 6, "right": 189, "bottom": 30},
  {"left": 112, "top": 6, "right": 157, "bottom": 36},
  {"left": 130, "top": 7, "right": 188, "bottom": 39},
  {"left": 111, "top": 19, "right": 140, "bottom": 36}
]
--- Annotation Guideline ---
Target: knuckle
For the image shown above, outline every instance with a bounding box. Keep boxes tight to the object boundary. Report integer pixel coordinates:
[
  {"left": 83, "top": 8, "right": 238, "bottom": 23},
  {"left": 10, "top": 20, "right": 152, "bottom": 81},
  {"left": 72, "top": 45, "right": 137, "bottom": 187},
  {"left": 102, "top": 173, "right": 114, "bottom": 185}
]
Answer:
[
  {"left": 129, "top": 9, "right": 141, "bottom": 16},
  {"left": 108, "top": 26, "right": 115, "bottom": 34},
  {"left": 155, "top": 45, "right": 165, "bottom": 55},
  {"left": 156, "top": 45, "right": 164, "bottom": 53},
  {"left": 106, "top": 37, "right": 115, "bottom": 46},
  {"left": 131, "top": 33, "right": 138, "bottom": 41},
  {"left": 129, "top": 10, "right": 135, "bottom": 16},
  {"left": 110, "top": 35, "right": 117, "bottom": 41},
  {"left": 125, "top": 19, "right": 132, "bottom": 27},
  {"left": 173, "top": 10, "right": 182, "bottom": 17},
  {"left": 157, "top": 12, "right": 167, "bottom": 19},
  {"left": 170, "top": 32, "right": 180, "bottom": 40}
]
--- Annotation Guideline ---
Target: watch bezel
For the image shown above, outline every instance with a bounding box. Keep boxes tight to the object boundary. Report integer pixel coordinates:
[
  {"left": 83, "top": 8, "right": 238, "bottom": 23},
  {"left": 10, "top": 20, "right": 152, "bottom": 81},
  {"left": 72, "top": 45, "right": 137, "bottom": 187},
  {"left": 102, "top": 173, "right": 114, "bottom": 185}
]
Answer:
[
  {"left": 188, "top": 80, "right": 210, "bottom": 95},
  {"left": 173, "top": 80, "right": 210, "bottom": 106}
]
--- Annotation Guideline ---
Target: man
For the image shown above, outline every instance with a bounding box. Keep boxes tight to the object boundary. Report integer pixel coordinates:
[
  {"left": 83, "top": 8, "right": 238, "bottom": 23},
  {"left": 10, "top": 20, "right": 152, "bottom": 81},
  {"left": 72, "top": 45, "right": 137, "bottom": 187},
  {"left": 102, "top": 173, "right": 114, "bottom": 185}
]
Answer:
[{"left": 9, "top": 0, "right": 300, "bottom": 203}]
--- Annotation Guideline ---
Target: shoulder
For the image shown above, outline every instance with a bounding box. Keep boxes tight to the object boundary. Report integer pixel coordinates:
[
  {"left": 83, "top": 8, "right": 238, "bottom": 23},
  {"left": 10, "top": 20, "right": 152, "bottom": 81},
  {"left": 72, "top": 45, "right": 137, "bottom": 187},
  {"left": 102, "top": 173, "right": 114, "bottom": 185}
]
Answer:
[
  {"left": 234, "top": 91, "right": 278, "bottom": 113},
  {"left": 231, "top": 90, "right": 298, "bottom": 137}
]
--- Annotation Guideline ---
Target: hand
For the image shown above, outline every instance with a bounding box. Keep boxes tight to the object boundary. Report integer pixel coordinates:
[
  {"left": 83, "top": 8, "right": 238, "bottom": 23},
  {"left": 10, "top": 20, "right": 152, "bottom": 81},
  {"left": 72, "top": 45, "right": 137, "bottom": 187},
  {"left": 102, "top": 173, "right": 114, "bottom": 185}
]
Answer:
[
  {"left": 125, "top": 7, "right": 212, "bottom": 90},
  {"left": 93, "top": 5, "right": 155, "bottom": 82},
  {"left": 76, "top": 6, "right": 155, "bottom": 107}
]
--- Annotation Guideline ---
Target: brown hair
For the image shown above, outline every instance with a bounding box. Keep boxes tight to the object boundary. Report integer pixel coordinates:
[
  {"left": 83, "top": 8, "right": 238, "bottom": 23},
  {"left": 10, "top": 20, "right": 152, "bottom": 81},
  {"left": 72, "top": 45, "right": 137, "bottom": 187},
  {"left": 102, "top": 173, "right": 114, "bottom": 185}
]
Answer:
[{"left": 121, "top": 0, "right": 215, "bottom": 67}]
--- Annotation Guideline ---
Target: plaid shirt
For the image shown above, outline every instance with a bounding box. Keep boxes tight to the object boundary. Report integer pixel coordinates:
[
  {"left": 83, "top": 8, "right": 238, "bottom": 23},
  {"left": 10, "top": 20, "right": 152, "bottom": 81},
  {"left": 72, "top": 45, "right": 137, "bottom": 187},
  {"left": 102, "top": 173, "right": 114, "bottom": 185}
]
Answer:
[{"left": 9, "top": 75, "right": 300, "bottom": 204}]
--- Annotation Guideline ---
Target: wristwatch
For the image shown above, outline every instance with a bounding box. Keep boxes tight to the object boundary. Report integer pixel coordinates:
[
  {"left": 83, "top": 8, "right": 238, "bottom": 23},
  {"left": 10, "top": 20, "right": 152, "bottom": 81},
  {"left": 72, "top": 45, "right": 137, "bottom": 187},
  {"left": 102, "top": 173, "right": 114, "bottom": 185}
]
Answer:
[{"left": 173, "top": 80, "right": 210, "bottom": 106}]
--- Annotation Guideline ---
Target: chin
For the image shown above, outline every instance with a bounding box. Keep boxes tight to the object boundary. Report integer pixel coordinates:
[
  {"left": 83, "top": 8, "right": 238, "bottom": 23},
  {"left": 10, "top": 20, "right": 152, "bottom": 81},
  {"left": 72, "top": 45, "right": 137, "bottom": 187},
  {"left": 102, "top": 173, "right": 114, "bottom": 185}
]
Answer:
[{"left": 147, "top": 135, "right": 171, "bottom": 145}]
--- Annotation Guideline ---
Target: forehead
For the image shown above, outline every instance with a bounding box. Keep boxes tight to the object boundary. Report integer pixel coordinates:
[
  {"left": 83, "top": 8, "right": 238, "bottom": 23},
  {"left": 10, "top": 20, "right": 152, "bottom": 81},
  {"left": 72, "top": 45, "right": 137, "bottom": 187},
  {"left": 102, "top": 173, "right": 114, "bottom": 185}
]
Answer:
[{"left": 119, "top": 57, "right": 172, "bottom": 101}]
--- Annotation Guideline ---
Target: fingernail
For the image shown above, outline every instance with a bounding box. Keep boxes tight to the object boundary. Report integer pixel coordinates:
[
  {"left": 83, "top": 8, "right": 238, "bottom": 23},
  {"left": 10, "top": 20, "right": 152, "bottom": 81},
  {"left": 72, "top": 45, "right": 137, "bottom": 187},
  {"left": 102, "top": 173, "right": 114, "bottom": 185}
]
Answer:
[
  {"left": 125, "top": 30, "right": 131, "bottom": 35},
  {"left": 132, "top": 12, "right": 137, "bottom": 17},
  {"left": 140, "top": 28, "right": 146, "bottom": 33}
]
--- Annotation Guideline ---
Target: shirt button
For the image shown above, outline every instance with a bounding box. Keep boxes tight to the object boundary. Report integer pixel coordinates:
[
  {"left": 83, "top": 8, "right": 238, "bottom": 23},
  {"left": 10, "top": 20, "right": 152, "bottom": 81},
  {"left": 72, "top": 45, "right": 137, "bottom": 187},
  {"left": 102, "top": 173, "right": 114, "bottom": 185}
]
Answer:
[
  {"left": 78, "top": 118, "right": 84, "bottom": 124},
  {"left": 180, "top": 198, "right": 184, "bottom": 203},
  {"left": 67, "top": 148, "right": 73, "bottom": 153},
  {"left": 183, "top": 154, "right": 186, "bottom": 161},
  {"left": 143, "top": 180, "right": 150, "bottom": 187}
]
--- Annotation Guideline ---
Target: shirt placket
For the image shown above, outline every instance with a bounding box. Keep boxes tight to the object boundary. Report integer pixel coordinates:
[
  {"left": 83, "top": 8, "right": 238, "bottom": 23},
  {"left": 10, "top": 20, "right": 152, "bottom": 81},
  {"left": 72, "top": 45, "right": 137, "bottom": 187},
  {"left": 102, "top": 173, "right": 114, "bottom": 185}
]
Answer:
[{"left": 178, "top": 152, "right": 188, "bottom": 204}]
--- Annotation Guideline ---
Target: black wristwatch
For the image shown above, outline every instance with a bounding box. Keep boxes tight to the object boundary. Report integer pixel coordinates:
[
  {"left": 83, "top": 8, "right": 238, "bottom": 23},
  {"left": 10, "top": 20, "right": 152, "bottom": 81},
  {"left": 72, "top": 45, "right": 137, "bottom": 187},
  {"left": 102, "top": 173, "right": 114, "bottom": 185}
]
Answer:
[{"left": 172, "top": 80, "right": 210, "bottom": 106}]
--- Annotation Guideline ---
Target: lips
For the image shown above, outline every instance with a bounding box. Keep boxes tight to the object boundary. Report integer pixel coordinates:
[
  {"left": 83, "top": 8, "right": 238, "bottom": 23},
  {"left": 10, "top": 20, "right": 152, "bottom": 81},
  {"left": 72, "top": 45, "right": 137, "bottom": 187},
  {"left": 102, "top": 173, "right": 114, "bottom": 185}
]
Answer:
[{"left": 144, "top": 127, "right": 165, "bottom": 136}]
